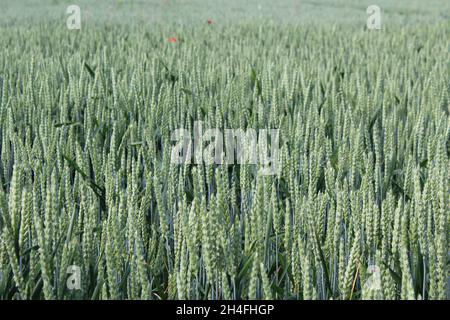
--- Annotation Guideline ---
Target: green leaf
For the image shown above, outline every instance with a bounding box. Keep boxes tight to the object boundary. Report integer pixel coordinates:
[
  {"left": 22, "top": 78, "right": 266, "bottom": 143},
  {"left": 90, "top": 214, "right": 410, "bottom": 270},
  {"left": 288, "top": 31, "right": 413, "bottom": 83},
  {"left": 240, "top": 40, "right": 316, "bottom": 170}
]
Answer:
[{"left": 84, "top": 62, "right": 95, "bottom": 79}]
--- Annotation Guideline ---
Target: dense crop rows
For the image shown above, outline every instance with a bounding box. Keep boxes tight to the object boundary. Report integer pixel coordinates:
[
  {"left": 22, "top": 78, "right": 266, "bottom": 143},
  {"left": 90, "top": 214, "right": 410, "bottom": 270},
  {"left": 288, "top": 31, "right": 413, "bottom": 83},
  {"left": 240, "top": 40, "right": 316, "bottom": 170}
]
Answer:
[{"left": 0, "top": 18, "right": 448, "bottom": 300}]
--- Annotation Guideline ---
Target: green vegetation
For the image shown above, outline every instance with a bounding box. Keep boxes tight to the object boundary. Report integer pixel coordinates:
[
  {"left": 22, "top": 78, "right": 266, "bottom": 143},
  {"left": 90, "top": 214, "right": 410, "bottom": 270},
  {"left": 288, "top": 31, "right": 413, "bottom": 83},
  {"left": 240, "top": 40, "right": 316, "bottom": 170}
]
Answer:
[{"left": 0, "top": 0, "right": 448, "bottom": 300}]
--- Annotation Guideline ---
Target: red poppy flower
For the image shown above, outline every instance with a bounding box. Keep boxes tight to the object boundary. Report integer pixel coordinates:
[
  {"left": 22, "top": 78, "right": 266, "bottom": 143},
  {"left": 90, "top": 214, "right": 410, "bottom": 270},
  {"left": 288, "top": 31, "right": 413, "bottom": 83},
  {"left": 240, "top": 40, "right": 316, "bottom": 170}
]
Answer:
[
  {"left": 207, "top": 19, "right": 213, "bottom": 25},
  {"left": 168, "top": 37, "right": 177, "bottom": 43}
]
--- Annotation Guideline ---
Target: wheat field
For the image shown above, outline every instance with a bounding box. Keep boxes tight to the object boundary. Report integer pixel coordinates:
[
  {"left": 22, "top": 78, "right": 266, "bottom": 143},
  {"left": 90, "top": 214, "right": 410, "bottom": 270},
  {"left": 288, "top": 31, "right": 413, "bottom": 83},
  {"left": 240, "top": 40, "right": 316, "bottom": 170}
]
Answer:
[{"left": 0, "top": 0, "right": 448, "bottom": 300}]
